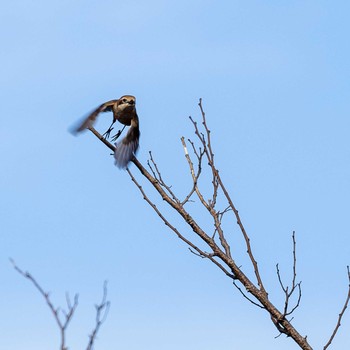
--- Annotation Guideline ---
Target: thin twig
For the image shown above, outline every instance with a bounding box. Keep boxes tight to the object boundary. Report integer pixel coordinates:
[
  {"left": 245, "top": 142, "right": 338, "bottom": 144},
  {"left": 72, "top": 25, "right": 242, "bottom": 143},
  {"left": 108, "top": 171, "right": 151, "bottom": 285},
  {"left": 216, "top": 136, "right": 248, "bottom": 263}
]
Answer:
[
  {"left": 275, "top": 232, "right": 302, "bottom": 318},
  {"left": 181, "top": 136, "right": 232, "bottom": 259},
  {"left": 323, "top": 266, "right": 350, "bottom": 350},
  {"left": 232, "top": 280, "right": 264, "bottom": 308},
  {"left": 194, "top": 101, "right": 266, "bottom": 293},
  {"left": 180, "top": 137, "right": 204, "bottom": 205},
  {"left": 86, "top": 281, "right": 110, "bottom": 350},
  {"left": 147, "top": 151, "right": 179, "bottom": 203}
]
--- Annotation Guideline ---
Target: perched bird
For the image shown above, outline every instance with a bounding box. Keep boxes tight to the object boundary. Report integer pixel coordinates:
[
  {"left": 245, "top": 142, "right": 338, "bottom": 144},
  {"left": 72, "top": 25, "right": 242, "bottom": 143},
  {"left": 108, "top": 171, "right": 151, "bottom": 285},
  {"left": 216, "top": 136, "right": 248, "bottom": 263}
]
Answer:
[{"left": 72, "top": 95, "right": 140, "bottom": 168}]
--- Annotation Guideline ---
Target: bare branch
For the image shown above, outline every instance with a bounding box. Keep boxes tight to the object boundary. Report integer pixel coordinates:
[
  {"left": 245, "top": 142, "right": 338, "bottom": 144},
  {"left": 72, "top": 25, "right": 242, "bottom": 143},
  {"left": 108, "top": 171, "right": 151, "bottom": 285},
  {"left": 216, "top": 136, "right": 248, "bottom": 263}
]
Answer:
[
  {"left": 181, "top": 136, "right": 209, "bottom": 208},
  {"left": 323, "top": 266, "right": 350, "bottom": 350},
  {"left": 86, "top": 281, "right": 110, "bottom": 350},
  {"left": 147, "top": 151, "right": 180, "bottom": 203},
  {"left": 126, "top": 168, "right": 235, "bottom": 279},
  {"left": 11, "top": 258, "right": 110, "bottom": 350},
  {"left": 191, "top": 105, "right": 267, "bottom": 295},
  {"left": 86, "top": 102, "right": 315, "bottom": 350},
  {"left": 275, "top": 232, "right": 302, "bottom": 320},
  {"left": 232, "top": 280, "right": 264, "bottom": 309},
  {"left": 181, "top": 136, "right": 232, "bottom": 259},
  {"left": 88, "top": 127, "right": 116, "bottom": 152},
  {"left": 10, "top": 259, "right": 78, "bottom": 350}
]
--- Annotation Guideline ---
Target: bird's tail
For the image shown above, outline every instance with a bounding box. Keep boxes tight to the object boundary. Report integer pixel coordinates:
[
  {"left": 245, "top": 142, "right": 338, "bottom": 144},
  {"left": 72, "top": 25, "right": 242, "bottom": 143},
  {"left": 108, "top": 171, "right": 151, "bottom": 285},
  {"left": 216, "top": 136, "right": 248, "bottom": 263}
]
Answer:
[{"left": 114, "top": 124, "right": 140, "bottom": 169}]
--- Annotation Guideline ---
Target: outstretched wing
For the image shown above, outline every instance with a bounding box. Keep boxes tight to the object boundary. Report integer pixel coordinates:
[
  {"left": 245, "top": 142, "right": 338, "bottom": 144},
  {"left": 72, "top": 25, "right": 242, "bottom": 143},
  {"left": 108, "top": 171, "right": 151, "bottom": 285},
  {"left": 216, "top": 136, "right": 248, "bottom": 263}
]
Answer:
[
  {"left": 114, "top": 114, "right": 140, "bottom": 169},
  {"left": 71, "top": 99, "right": 118, "bottom": 134}
]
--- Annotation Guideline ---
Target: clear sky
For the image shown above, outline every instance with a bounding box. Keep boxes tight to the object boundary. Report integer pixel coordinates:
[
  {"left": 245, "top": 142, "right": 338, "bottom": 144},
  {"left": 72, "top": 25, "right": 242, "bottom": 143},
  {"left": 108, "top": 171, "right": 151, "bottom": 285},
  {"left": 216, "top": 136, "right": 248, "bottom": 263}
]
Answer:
[{"left": 1, "top": 1, "right": 349, "bottom": 349}]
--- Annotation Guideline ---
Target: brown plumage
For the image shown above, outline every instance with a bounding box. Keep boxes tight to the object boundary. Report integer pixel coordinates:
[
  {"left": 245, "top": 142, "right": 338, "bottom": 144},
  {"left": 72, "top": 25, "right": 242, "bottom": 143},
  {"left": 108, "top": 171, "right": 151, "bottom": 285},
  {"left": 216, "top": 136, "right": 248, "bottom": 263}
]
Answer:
[{"left": 72, "top": 95, "right": 140, "bottom": 168}]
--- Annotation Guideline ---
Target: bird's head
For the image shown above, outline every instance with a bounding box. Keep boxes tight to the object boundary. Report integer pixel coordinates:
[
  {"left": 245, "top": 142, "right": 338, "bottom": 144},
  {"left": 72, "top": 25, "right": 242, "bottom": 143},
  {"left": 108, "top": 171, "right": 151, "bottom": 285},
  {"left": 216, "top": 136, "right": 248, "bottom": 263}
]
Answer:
[{"left": 118, "top": 95, "right": 136, "bottom": 111}]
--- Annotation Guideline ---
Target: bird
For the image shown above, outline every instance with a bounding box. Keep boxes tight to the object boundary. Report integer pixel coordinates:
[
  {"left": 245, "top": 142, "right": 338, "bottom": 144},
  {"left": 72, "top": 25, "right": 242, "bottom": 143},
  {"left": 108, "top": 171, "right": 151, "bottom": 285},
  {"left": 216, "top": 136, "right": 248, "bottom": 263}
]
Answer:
[{"left": 72, "top": 95, "right": 140, "bottom": 168}]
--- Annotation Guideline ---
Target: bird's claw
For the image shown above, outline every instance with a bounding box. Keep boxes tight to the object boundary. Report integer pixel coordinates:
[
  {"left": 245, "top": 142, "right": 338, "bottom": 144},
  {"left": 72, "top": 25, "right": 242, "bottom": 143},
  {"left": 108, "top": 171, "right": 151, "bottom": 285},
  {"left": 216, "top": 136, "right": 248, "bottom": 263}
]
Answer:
[
  {"left": 102, "top": 127, "right": 114, "bottom": 140},
  {"left": 111, "top": 130, "right": 123, "bottom": 142}
]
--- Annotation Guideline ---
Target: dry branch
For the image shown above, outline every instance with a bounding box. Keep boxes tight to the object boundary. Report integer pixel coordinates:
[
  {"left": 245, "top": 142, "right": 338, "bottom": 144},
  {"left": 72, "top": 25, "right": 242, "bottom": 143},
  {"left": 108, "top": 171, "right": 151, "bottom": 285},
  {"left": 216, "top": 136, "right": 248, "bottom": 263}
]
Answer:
[
  {"left": 323, "top": 266, "right": 350, "bottom": 350},
  {"left": 87, "top": 281, "right": 110, "bottom": 350},
  {"left": 84, "top": 100, "right": 349, "bottom": 350},
  {"left": 276, "top": 231, "right": 302, "bottom": 318},
  {"left": 11, "top": 259, "right": 109, "bottom": 350}
]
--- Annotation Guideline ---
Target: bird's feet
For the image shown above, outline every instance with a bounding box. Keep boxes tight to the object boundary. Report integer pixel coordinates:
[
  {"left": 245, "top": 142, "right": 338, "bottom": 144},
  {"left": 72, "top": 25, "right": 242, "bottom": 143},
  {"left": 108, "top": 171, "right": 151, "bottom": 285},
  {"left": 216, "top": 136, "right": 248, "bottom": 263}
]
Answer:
[
  {"left": 111, "top": 125, "right": 126, "bottom": 142},
  {"left": 111, "top": 129, "right": 123, "bottom": 142},
  {"left": 102, "top": 127, "right": 114, "bottom": 140}
]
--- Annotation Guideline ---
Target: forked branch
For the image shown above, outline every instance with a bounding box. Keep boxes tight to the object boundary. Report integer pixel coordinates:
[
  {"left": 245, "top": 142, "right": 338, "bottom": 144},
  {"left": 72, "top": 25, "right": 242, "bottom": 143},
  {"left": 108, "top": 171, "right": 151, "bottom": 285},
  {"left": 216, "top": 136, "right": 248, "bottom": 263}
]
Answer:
[
  {"left": 87, "top": 281, "right": 110, "bottom": 350},
  {"left": 276, "top": 231, "right": 302, "bottom": 318},
  {"left": 11, "top": 259, "right": 109, "bottom": 350}
]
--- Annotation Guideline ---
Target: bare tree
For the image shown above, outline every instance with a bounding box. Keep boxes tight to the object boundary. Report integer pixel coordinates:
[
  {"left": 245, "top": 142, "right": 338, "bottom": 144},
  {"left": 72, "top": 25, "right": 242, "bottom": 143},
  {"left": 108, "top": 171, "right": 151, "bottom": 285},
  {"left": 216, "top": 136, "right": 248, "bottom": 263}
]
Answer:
[
  {"left": 11, "top": 259, "right": 110, "bottom": 350},
  {"left": 86, "top": 99, "right": 349, "bottom": 350}
]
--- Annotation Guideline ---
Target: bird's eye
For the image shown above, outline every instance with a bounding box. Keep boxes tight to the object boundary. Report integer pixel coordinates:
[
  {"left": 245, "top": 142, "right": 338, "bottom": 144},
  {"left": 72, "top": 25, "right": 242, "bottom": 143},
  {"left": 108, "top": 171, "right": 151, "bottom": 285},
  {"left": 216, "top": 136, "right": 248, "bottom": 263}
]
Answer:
[{"left": 122, "top": 98, "right": 127, "bottom": 103}]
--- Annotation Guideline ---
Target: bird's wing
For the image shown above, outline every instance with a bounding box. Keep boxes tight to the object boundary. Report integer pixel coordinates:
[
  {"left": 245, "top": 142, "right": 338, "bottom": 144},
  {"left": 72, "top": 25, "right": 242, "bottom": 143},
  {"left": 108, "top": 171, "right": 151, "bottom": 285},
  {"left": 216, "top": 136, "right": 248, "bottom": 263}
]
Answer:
[
  {"left": 114, "top": 114, "right": 140, "bottom": 169},
  {"left": 71, "top": 99, "right": 118, "bottom": 134}
]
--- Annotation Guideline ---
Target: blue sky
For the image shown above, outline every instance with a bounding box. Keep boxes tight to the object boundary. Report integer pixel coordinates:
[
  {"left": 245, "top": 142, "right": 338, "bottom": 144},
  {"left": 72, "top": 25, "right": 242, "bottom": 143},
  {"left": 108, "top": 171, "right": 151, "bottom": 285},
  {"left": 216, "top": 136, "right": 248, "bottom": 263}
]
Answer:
[{"left": 1, "top": 1, "right": 349, "bottom": 349}]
